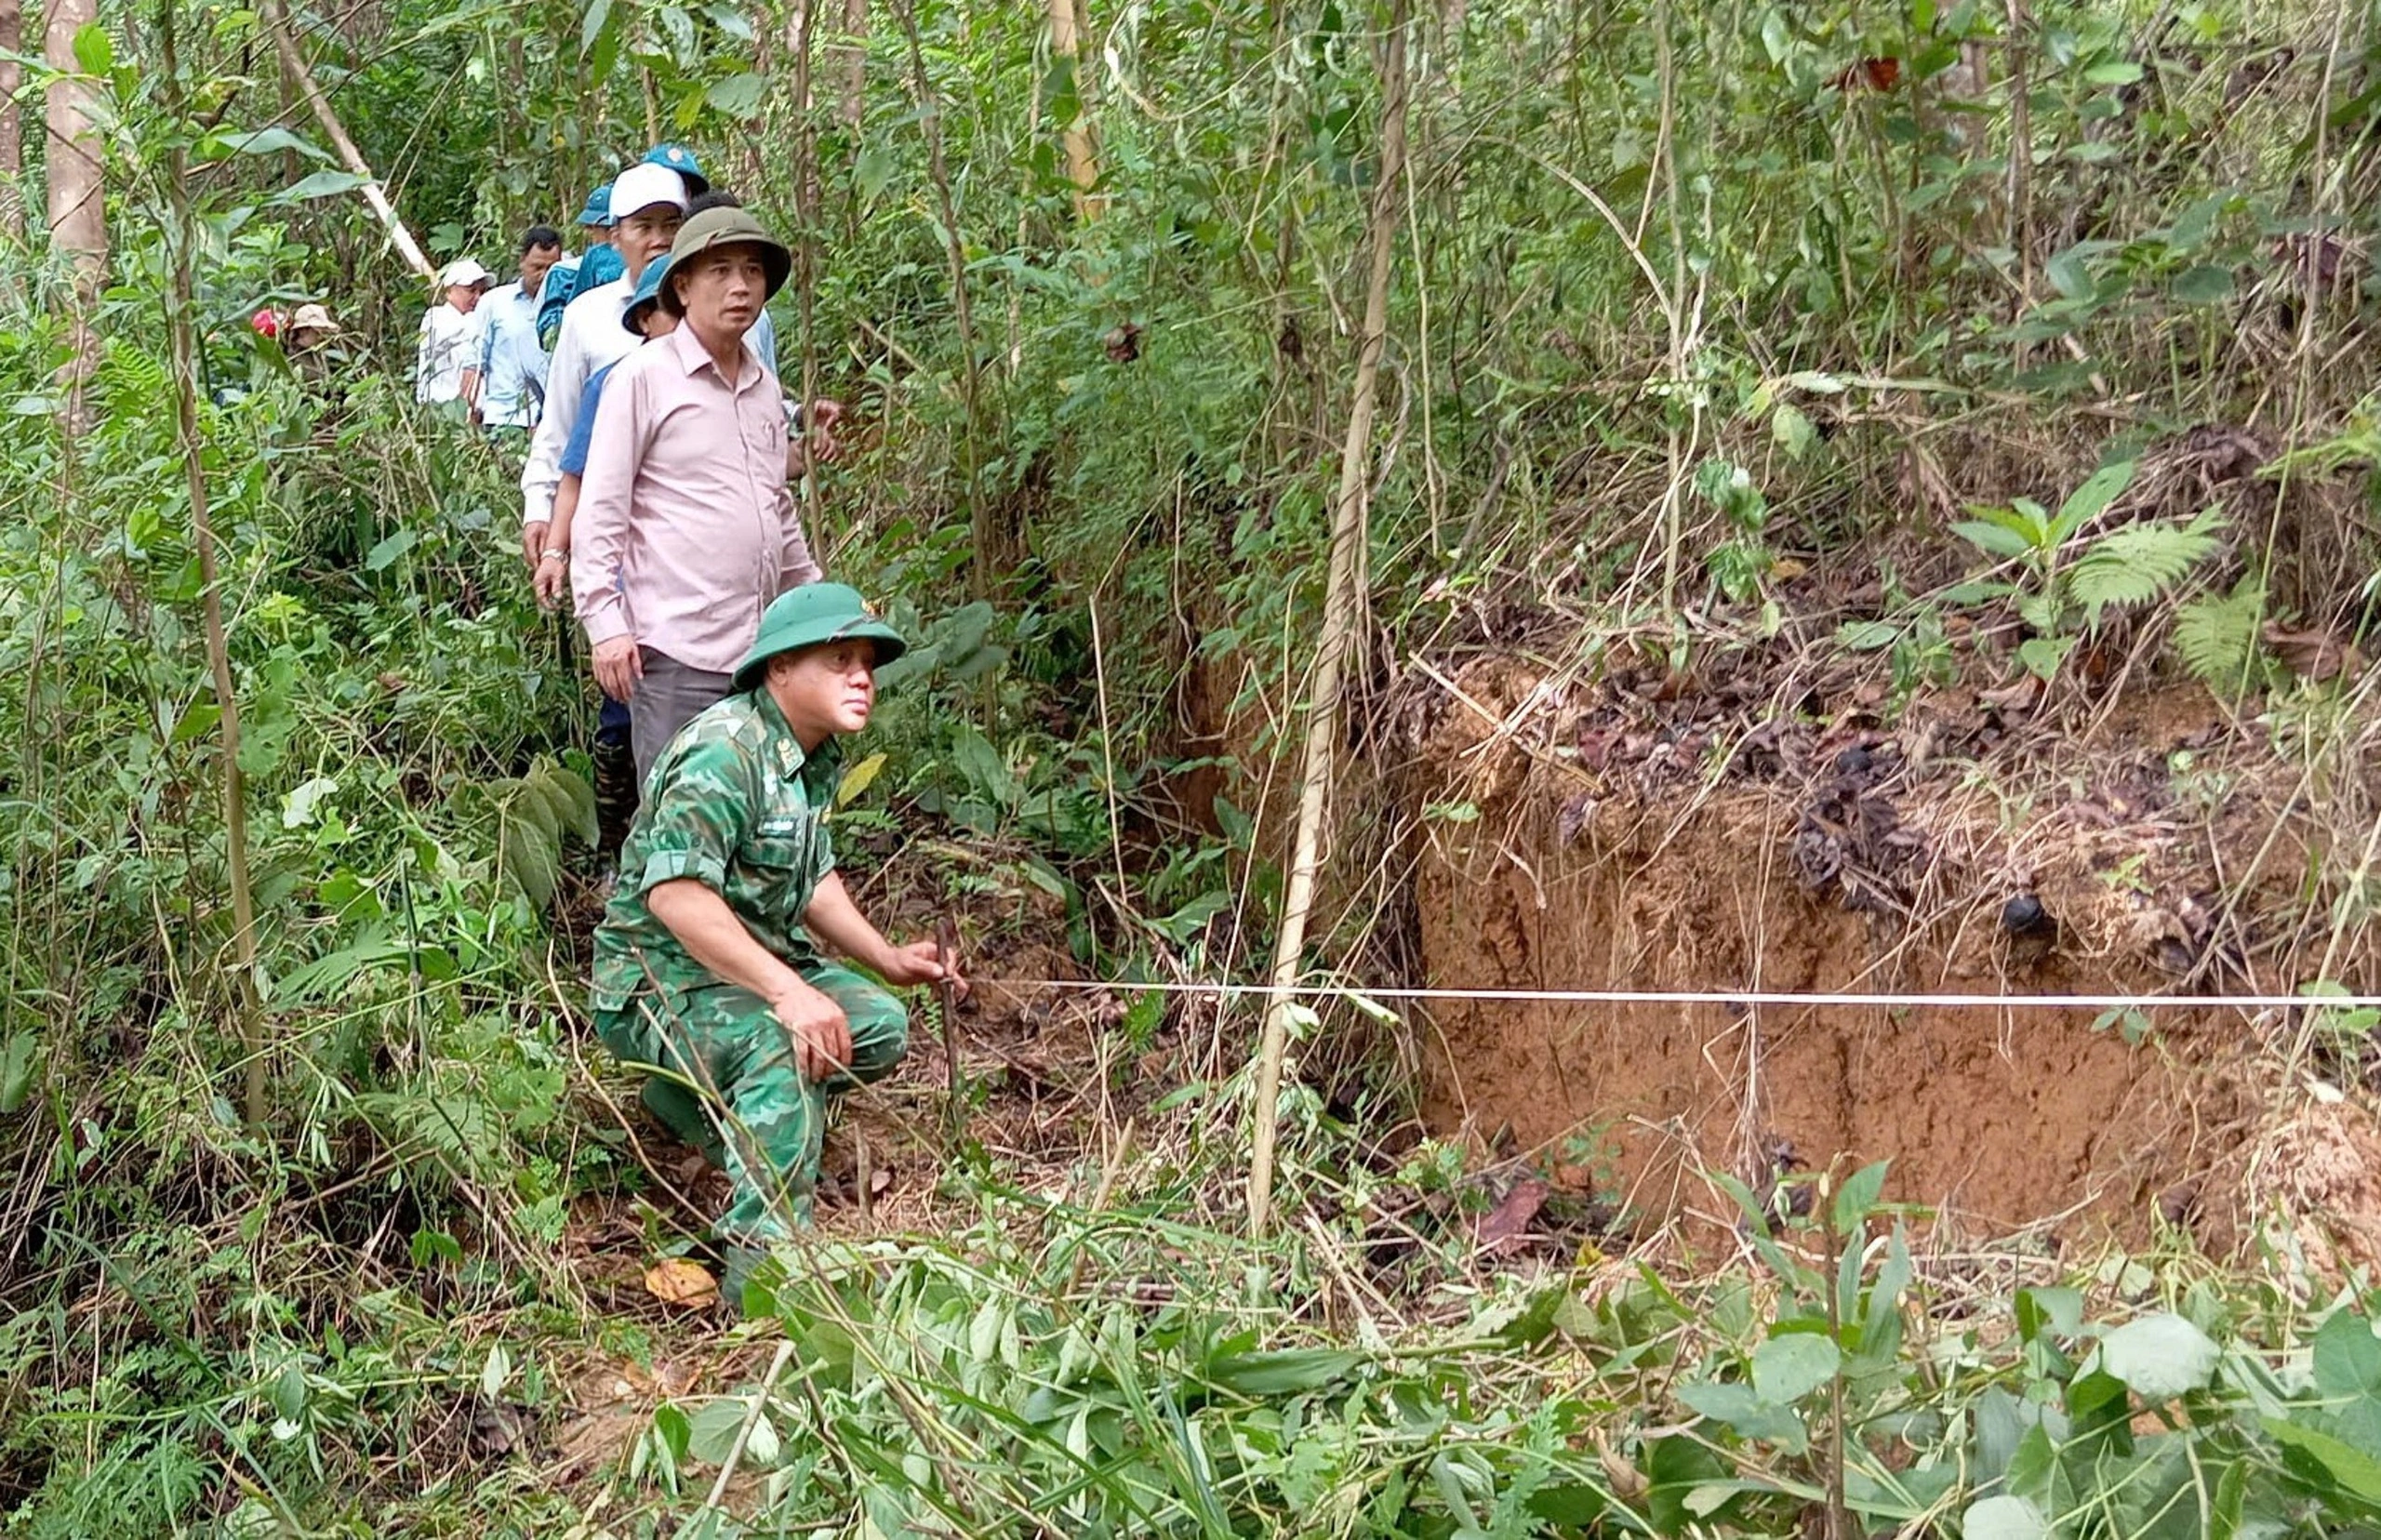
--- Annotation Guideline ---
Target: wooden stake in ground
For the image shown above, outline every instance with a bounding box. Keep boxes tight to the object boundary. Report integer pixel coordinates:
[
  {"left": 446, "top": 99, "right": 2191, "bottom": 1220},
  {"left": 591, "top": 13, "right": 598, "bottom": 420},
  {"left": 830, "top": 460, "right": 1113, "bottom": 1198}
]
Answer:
[
  {"left": 1247, "top": 0, "right": 1411, "bottom": 1240},
  {"left": 937, "top": 916, "right": 964, "bottom": 1141},
  {"left": 258, "top": 0, "right": 435, "bottom": 281},
  {"left": 1046, "top": 0, "right": 1103, "bottom": 219}
]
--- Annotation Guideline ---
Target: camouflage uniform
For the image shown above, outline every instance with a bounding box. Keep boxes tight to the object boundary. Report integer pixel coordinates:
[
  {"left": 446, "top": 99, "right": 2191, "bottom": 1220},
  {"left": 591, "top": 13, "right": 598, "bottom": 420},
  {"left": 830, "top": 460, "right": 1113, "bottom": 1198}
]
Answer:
[{"left": 591, "top": 686, "right": 907, "bottom": 1242}]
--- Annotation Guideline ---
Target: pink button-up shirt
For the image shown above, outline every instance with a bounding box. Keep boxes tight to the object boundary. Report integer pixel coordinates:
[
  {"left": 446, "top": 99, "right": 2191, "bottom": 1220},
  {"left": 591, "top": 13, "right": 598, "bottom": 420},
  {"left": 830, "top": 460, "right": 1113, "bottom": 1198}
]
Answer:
[{"left": 571, "top": 324, "right": 823, "bottom": 672}]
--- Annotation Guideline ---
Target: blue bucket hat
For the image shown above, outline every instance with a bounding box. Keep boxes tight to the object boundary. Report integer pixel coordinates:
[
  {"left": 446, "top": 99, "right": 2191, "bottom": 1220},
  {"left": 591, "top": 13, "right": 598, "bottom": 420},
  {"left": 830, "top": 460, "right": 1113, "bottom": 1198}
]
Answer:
[
  {"left": 643, "top": 142, "right": 710, "bottom": 195},
  {"left": 622, "top": 255, "right": 674, "bottom": 336},
  {"left": 577, "top": 183, "right": 615, "bottom": 228}
]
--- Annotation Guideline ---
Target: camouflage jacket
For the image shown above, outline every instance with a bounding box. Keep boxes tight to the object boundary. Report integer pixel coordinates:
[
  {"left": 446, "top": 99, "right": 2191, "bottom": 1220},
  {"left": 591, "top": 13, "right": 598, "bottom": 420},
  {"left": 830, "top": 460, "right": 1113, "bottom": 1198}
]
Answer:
[{"left": 591, "top": 688, "right": 843, "bottom": 1012}]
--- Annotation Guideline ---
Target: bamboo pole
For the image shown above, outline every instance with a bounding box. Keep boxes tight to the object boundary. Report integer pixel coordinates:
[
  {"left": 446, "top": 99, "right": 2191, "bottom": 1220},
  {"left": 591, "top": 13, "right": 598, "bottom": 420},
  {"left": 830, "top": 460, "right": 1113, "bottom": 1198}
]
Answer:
[
  {"left": 163, "top": 0, "right": 269, "bottom": 1132},
  {"left": 259, "top": 0, "right": 435, "bottom": 280},
  {"left": 1247, "top": 0, "right": 1410, "bottom": 1239}
]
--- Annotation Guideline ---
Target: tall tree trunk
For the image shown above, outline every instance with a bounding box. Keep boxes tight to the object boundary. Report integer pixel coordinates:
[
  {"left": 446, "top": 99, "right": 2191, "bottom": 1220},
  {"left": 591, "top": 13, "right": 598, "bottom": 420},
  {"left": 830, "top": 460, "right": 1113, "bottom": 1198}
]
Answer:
[
  {"left": 1247, "top": 0, "right": 1411, "bottom": 1239},
  {"left": 1046, "top": 0, "right": 1101, "bottom": 219},
  {"left": 836, "top": 0, "right": 865, "bottom": 127},
  {"left": 0, "top": 0, "right": 22, "bottom": 239},
  {"left": 46, "top": 0, "right": 105, "bottom": 434}
]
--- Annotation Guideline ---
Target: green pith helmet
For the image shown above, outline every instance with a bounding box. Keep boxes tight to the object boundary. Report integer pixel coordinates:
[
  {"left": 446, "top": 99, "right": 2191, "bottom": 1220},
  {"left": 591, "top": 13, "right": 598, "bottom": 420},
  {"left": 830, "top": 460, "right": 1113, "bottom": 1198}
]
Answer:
[
  {"left": 660, "top": 206, "right": 791, "bottom": 315},
  {"left": 732, "top": 583, "right": 908, "bottom": 692}
]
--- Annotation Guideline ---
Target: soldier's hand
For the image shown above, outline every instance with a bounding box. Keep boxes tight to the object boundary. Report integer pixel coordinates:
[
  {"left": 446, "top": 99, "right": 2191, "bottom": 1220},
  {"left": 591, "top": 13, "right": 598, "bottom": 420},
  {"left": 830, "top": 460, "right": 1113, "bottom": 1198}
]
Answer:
[
  {"left": 880, "top": 937, "right": 965, "bottom": 998},
  {"left": 532, "top": 551, "right": 570, "bottom": 611},
  {"left": 770, "top": 979, "right": 852, "bottom": 1082}
]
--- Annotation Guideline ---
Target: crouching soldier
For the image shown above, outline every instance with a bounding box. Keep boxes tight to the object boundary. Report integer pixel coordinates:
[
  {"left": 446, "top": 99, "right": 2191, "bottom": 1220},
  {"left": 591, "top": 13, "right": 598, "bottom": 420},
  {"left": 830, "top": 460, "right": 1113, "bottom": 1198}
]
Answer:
[{"left": 589, "top": 583, "right": 960, "bottom": 1303}]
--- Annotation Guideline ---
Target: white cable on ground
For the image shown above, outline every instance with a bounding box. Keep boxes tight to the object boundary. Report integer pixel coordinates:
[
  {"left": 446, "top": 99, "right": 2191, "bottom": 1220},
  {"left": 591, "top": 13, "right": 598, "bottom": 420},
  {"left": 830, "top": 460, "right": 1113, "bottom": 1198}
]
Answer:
[{"left": 963, "top": 977, "right": 2381, "bottom": 1012}]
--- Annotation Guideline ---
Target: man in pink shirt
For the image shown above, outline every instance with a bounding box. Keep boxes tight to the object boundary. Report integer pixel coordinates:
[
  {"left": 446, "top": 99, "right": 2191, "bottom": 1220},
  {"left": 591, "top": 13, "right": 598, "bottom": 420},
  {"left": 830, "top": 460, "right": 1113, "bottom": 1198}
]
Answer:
[{"left": 571, "top": 206, "right": 825, "bottom": 779}]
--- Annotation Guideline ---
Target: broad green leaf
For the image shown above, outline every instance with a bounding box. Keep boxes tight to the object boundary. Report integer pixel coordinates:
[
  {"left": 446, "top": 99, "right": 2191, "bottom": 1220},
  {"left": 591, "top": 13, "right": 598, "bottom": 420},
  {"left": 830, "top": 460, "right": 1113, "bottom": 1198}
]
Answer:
[
  {"left": 1773, "top": 402, "right": 1816, "bottom": 458},
  {"left": 1200, "top": 1347, "right": 1362, "bottom": 1397},
  {"left": 1678, "top": 1380, "right": 1808, "bottom": 1450},
  {"left": 277, "top": 170, "right": 372, "bottom": 202},
  {"left": 212, "top": 126, "right": 332, "bottom": 161},
  {"left": 72, "top": 20, "right": 113, "bottom": 75},
  {"left": 706, "top": 72, "right": 768, "bottom": 118},
  {"left": 1953, "top": 519, "right": 2038, "bottom": 560},
  {"left": 2311, "top": 1310, "right": 2381, "bottom": 1397},
  {"left": 2018, "top": 636, "right": 2074, "bottom": 681},
  {"left": 0, "top": 1032, "right": 38, "bottom": 1114},
  {"left": 579, "top": 0, "right": 615, "bottom": 56},
  {"left": 1837, "top": 620, "right": 1900, "bottom": 651},
  {"left": 2016, "top": 1285, "right": 2083, "bottom": 1343},
  {"left": 2044, "top": 246, "right": 2095, "bottom": 301},
  {"left": 2095, "top": 1313, "right": 2220, "bottom": 1402},
  {"left": 836, "top": 751, "right": 886, "bottom": 807},
  {"left": 2084, "top": 60, "right": 2143, "bottom": 86},
  {"left": 1963, "top": 1494, "right": 2050, "bottom": 1540},
  {"left": 2172, "top": 265, "right": 2236, "bottom": 304},
  {"left": 1752, "top": 1332, "right": 1840, "bottom": 1403},
  {"left": 366, "top": 526, "right": 420, "bottom": 571},
  {"left": 2266, "top": 1415, "right": 2381, "bottom": 1504},
  {"left": 1832, "top": 1159, "right": 1890, "bottom": 1232},
  {"left": 2051, "top": 459, "right": 2136, "bottom": 540}
]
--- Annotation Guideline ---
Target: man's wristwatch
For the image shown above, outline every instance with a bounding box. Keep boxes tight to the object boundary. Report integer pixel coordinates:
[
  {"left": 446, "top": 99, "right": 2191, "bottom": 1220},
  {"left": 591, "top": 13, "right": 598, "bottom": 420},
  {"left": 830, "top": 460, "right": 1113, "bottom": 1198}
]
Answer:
[{"left": 539, "top": 550, "right": 567, "bottom": 564}]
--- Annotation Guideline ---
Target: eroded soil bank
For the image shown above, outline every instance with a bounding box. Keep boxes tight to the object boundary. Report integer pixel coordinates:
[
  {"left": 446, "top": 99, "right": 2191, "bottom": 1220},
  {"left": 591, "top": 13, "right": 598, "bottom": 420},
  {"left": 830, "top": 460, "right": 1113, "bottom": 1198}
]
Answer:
[{"left": 1403, "top": 656, "right": 2380, "bottom": 1256}]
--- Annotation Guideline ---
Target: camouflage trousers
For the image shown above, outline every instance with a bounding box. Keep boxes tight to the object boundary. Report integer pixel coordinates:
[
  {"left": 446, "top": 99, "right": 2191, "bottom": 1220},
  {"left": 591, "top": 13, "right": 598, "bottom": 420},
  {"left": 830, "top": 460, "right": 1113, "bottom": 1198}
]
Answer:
[{"left": 595, "top": 962, "right": 909, "bottom": 1242}]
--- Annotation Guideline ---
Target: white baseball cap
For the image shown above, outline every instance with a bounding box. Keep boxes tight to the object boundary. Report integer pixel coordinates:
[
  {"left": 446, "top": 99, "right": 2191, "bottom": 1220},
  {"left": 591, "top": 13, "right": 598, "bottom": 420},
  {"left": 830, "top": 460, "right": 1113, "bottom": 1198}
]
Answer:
[
  {"left": 438, "top": 259, "right": 493, "bottom": 288},
  {"left": 608, "top": 162, "right": 690, "bottom": 222}
]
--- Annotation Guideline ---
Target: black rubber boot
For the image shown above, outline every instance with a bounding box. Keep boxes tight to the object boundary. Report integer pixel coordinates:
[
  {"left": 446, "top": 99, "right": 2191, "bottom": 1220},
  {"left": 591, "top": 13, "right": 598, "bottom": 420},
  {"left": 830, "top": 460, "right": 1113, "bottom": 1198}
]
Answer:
[{"left": 592, "top": 736, "right": 639, "bottom": 860}]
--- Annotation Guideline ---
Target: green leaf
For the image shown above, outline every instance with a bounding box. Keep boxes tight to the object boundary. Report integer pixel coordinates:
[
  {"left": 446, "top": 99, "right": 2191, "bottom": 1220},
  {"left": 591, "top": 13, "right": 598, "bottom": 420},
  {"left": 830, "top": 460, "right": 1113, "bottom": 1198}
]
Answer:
[
  {"left": 1772, "top": 402, "right": 1816, "bottom": 459},
  {"left": 1954, "top": 519, "right": 2039, "bottom": 561},
  {"left": 706, "top": 72, "right": 768, "bottom": 118},
  {"left": 1199, "top": 1347, "right": 1362, "bottom": 1398},
  {"left": 71, "top": 21, "right": 113, "bottom": 75},
  {"left": 1963, "top": 1494, "right": 2051, "bottom": 1540},
  {"left": 1752, "top": 1333, "right": 1841, "bottom": 1403},
  {"left": 2172, "top": 265, "right": 2236, "bottom": 304},
  {"left": 2083, "top": 60, "right": 2143, "bottom": 86},
  {"left": 579, "top": 0, "right": 615, "bottom": 56},
  {"left": 2051, "top": 459, "right": 2136, "bottom": 541},
  {"left": 0, "top": 1032, "right": 38, "bottom": 1113},
  {"left": 366, "top": 527, "right": 420, "bottom": 571},
  {"left": 212, "top": 126, "right": 332, "bottom": 161},
  {"left": 2175, "top": 582, "right": 2265, "bottom": 696},
  {"left": 1837, "top": 620, "right": 1900, "bottom": 652},
  {"left": 2266, "top": 1415, "right": 2381, "bottom": 1504},
  {"left": 2044, "top": 246, "right": 2095, "bottom": 301},
  {"left": 276, "top": 170, "right": 372, "bottom": 203},
  {"left": 1832, "top": 1159, "right": 1890, "bottom": 1232},
  {"left": 1678, "top": 1380, "right": 1808, "bottom": 1450},
  {"left": 2095, "top": 1313, "right": 2220, "bottom": 1403},
  {"left": 836, "top": 751, "right": 886, "bottom": 808},
  {"left": 855, "top": 139, "right": 898, "bottom": 202},
  {"left": 2018, "top": 636, "right": 2074, "bottom": 680},
  {"left": 2314, "top": 1311, "right": 2381, "bottom": 1398},
  {"left": 2068, "top": 509, "right": 2224, "bottom": 626},
  {"left": 2016, "top": 1285, "right": 2084, "bottom": 1343}
]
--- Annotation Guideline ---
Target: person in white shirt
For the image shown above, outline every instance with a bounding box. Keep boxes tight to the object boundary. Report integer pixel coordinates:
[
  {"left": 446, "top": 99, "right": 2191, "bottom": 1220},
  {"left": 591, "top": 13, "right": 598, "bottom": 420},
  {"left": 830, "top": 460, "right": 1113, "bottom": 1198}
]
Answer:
[
  {"left": 517, "top": 163, "right": 689, "bottom": 568},
  {"left": 474, "top": 226, "right": 564, "bottom": 434},
  {"left": 415, "top": 259, "right": 492, "bottom": 407}
]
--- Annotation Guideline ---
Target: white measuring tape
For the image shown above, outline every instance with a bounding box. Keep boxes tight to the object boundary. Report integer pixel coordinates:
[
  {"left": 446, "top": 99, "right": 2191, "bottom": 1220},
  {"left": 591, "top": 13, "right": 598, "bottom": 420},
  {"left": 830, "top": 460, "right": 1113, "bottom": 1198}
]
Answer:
[{"left": 965, "top": 977, "right": 2381, "bottom": 1012}]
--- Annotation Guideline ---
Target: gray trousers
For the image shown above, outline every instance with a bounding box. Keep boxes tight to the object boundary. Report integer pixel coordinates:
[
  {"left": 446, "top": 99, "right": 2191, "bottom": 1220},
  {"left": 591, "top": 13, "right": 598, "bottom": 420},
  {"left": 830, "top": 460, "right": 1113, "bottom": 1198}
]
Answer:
[{"left": 631, "top": 651, "right": 737, "bottom": 788}]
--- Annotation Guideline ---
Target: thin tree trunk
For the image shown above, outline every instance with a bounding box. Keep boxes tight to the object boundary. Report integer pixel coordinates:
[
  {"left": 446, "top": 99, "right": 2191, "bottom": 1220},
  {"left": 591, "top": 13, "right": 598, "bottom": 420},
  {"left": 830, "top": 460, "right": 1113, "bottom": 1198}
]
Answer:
[
  {"left": 163, "top": 0, "right": 269, "bottom": 1133},
  {"left": 837, "top": 0, "right": 866, "bottom": 127},
  {"left": 45, "top": 0, "right": 105, "bottom": 433},
  {"left": 1046, "top": 0, "right": 1101, "bottom": 219},
  {"left": 1247, "top": 0, "right": 1410, "bottom": 1239},
  {"left": 0, "top": 0, "right": 22, "bottom": 240},
  {"left": 259, "top": 0, "right": 435, "bottom": 279}
]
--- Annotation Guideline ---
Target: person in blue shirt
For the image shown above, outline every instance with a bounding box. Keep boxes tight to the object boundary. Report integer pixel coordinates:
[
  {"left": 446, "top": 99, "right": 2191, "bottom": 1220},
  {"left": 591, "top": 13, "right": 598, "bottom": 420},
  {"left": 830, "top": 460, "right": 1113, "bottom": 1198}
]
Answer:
[
  {"left": 475, "top": 225, "right": 564, "bottom": 436},
  {"left": 539, "top": 186, "right": 622, "bottom": 352}
]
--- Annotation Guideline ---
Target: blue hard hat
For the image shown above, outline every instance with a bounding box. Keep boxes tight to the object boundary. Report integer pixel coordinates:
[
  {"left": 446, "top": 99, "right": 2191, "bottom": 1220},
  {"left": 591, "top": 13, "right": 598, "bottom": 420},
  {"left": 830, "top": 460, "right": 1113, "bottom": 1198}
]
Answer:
[
  {"left": 622, "top": 254, "right": 674, "bottom": 335},
  {"left": 577, "top": 182, "right": 615, "bottom": 227},
  {"left": 642, "top": 142, "right": 710, "bottom": 195}
]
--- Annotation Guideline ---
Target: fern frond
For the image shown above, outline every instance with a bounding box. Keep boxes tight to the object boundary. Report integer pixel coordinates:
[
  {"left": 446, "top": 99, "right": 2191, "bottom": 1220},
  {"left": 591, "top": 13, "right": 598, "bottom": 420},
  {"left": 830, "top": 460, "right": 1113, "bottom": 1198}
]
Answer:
[
  {"left": 2174, "top": 581, "right": 2266, "bottom": 697},
  {"left": 2067, "top": 509, "right": 2227, "bottom": 629}
]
